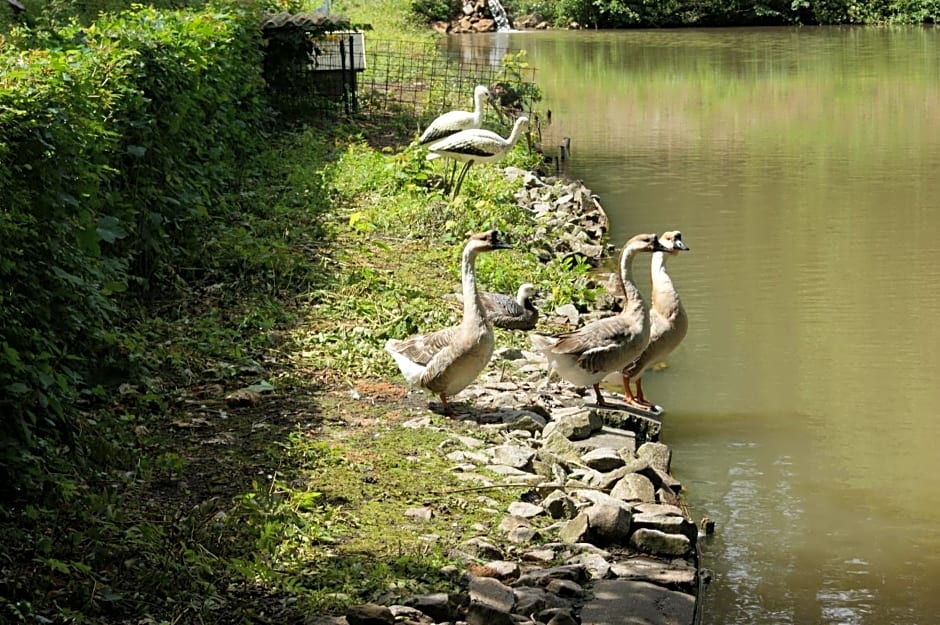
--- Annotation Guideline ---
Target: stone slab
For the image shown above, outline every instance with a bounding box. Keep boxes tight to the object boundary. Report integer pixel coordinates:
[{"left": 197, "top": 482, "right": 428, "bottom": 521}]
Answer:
[{"left": 580, "top": 579, "right": 694, "bottom": 625}]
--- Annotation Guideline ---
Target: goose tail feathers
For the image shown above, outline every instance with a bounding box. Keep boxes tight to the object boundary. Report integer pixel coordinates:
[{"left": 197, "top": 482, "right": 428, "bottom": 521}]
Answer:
[
  {"left": 530, "top": 333, "right": 558, "bottom": 354},
  {"left": 385, "top": 340, "right": 427, "bottom": 386}
]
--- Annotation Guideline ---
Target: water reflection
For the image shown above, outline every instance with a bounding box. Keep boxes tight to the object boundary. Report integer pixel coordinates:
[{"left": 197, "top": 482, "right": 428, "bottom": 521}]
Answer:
[{"left": 449, "top": 27, "right": 940, "bottom": 624}]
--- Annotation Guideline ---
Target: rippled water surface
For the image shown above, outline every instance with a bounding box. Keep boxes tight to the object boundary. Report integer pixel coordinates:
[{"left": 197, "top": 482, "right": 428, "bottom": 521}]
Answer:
[{"left": 449, "top": 27, "right": 940, "bottom": 625}]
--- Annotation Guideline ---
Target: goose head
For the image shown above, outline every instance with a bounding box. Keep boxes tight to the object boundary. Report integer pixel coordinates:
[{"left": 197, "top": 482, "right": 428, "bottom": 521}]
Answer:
[
  {"left": 622, "top": 233, "right": 669, "bottom": 258},
  {"left": 517, "top": 283, "right": 538, "bottom": 302},
  {"left": 659, "top": 230, "right": 690, "bottom": 255},
  {"left": 467, "top": 229, "right": 512, "bottom": 254},
  {"left": 475, "top": 85, "right": 492, "bottom": 103}
]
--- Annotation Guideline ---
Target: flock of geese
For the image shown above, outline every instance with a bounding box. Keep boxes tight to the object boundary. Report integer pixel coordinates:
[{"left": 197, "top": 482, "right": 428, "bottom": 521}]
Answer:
[
  {"left": 417, "top": 85, "right": 529, "bottom": 198},
  {"left": 384, "top": 229, "right": 690, "bottom": 416},
  {"left": 385, "top": 86, "right": 691, "bottom": 416}
]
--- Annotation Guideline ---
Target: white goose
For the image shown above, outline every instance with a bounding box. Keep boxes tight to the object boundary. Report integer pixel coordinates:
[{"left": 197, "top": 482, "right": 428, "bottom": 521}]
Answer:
[
  {"left": 426, "top": 115, "right": 529, "bottom": 198},
  {"left": 531, "top": 233, "right": 668, "bottom": 407},
  {"left": 385, "top": 230, "right": 511, "bottom": 415},
  {"left": 480, "top": 283, "right": 539, "bottom": 331},
  {"left": 622, "top": 230, "right": 690, "bottom": 409}
]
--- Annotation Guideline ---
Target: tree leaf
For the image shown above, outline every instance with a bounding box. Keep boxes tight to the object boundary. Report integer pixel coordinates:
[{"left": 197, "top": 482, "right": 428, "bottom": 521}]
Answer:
[{"left": 96, "top": 215, "right": 127, "bottom": 243}]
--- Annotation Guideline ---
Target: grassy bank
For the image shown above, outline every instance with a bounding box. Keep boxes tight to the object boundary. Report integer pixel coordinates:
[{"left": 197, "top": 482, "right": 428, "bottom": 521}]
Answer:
[{"left": 0, "top": 3, "right": 603, "bottom": 619}]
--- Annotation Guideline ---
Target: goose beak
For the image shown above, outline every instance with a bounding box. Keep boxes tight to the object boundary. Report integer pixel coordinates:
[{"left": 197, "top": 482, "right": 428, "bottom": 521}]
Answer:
[
  {"left": 488, "top": 230, "right": 512, "bottom": 250},
  {"left": 674, "top": 239, "right": 690, "bottom": 251}
]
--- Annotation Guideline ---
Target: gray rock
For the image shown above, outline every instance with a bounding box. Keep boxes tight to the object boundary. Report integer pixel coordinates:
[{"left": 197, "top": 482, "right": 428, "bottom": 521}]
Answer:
[
  {"left": 485, "top": 464, "right": 535, "bottom": 478},
  {"left": 446, "top": 449, "right": 490, "bottom": 464},
  {"left": 637, "top": 463, "right": 683, "bottom": 493},
  {"left": 492, "top": 445, "right": 537, "bottom": 470},
  {"left": 388, "top": 604, "right": 432, "bottom": 623},
  {"left": 499, "top": 515, "right": 532, "bottom": 533},
  {"left": 571, "top": 489, "right": 634, "bottom": 513},
  {"left": 657, "top": 486, "right": 681, "bottom": 506},
  {"left": 546, "top": 577, "right": 585, "bottom": 599},
  {"left": 481, "top": 560, "right": 521, "bottom": 580},
  {"left": 597, "top": 409, "right": 662, "bottom": 444},
  {"left": 404, "top": 507, "right": 433, "bottom": 521},
  {"left": 515, "top": 563, "right": 587, "bottom": 588},
  {"left": 455, "top": 434, "right": 486, "bottom": 449},
  {"left": 539, "top": 431, "right": 584, "bottom": 463},
  {"left": 552, "top": 303, "right": 581, "bottom": 325},
  {"left": 542, "top": 490, "right": 578, "bottom": 520},
  {"left": 565, "top": 552, "right": 611, "bottom": 580},
  {"left": 544, "top": 406, "right": 602, "bottom": 440},
  {"left": 579, "top": 579, "right": 694, "bottom": 625},
  {"left": 508, "top": 501, "right": 544, "bottom": 518},
  {"left": 466, "top": 601, "right": 515, "bottom": 625},
  {"left": 629, "top": 528, "right": 692, "bottom": 557},
  {"left": 522, "top": 548, "right": 557, "bottom": 563},
  {"left": 610, "top": 472, "right": 656, "bottom": 503},
  {"left": 584, "top": 465, "right": 635, "bottom": 491},
  {"left": 494, "top": 347, "right": 526, "bottom": 361},
  {"left": 637, "top": 441, "right": 672, "bottom": 472},
  {"left": 306, "top": 617, "right": 347, "bottom": 625},
  {"left": 557, "top": 511, "right": 590, "bottom": 544},
  {"left": 633, "top": 502, "right": 685, "bottom": 517},
  {"left": 504, "top": 411, "right": 548, "bottom": 433},
  {"left": 403, "top": 593, "right": 454, "bottom": 622},
  {"left": 346, "top": 603, "right": 395, "bottom": 625},
  {"left": 461, "top": 537, "right": 503, "bottom": 560},
  {"left": 508, "top": 526, "right": 538, "bottom": 544},
  {"left": 610, "top": 556, "right": 697, "bottom": 589},
  {"left": 469, "top": 575, "right": 515, "bottom": 612},
  {"left": 572, "top": 426, "right": 636, "bottom": 455},
  {"left": 544, "top": 609, "right": 580, "bottom": 625},
  {"left": 631, "top": 513, "right": 698, "bottom": 542},
  {"left": 585, "top": 502, "right": 632, "bottom": 545},
  {"left": 513, "top": 586, "right": 572, "bottom": 615},
  {"left": 581, "top": 447, "right": 625, "bottom": 472}
]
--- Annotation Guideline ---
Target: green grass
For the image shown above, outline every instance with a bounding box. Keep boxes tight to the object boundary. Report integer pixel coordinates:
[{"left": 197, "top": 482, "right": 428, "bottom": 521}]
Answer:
[{"left": 0, "top": 99, "right": 601, "bottom": 622}]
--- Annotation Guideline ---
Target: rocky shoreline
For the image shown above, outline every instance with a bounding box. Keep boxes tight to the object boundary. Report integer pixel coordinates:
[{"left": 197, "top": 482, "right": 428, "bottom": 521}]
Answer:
[
  {"left": 435, "top": 0, "right": 570, "bottom": 34},
  {"left": 312, "top": 170, "right": 707, "bottom": 625}
]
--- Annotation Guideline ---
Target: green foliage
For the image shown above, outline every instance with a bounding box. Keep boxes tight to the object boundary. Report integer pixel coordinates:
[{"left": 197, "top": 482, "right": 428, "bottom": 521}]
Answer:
[
  {"left": 506, "top": 0, "right": 939, "bottom": 25},
  {"left": 410, "top": 0, "right": 460, "bottom": 22},
  {"left": 0, "top": 4, "right": 268, "bottom": 492}
]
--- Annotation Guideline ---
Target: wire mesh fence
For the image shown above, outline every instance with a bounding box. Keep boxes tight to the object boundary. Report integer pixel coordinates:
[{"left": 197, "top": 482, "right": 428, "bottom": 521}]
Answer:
[{"left": 279, "top": 35, "right": 539, "bottom": 129}]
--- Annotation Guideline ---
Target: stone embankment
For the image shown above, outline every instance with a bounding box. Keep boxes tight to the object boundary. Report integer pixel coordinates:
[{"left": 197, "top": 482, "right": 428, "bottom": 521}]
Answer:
[
  {"left": 434, "top": 0, "right": 570, "bottom": 33},
  {"left": 313, "top": 171, "right": 705, "bottom": 625}
]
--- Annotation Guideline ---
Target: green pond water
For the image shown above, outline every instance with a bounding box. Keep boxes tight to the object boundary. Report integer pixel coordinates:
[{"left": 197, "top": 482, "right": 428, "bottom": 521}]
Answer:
[{"left": 449, "top": 26, "right": 940, "bottom": 625}]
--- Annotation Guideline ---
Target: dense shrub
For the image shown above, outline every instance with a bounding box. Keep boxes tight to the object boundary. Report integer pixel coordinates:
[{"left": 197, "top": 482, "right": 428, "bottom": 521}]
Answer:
[
  {"left": 506, "top": 0, "right": 939, "bottom": 24},
  {"left": 0, "top": 4, "right": 268, "bottom": 493},
  {"left": 411, "top": 0, "right": 461, "bottom": 22}
]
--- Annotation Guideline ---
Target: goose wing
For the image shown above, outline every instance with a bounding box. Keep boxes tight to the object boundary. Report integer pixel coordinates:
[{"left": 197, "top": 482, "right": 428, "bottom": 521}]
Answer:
[
  {"left": 480, "top": 291, "right": 524, "bottom": 317},
  {"left": 388, "top": 325, "right": 460, "bottom": 365},
  {"left": 481, "top": 291, "right": 537, "bottom": 330},
  {"left": 548, "top": 316, "right": 639, "bottom": 373}
]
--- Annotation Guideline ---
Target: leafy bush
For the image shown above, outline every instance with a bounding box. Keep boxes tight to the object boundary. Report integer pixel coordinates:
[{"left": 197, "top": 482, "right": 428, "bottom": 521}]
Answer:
[
  {"left": 411, "top": 0, "right": 460, "bottom": 22},
  {"left": 508, "top": 0, "right": 938, "bottom": 25},
  {"left": 0, "top": 4, "right": 268, "bottom": 494}
]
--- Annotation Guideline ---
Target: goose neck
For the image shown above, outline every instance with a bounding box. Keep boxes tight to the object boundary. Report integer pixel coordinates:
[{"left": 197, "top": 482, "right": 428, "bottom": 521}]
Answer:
[
  {"left": 461, "top": 247, "right": 485, "bottom": 324},
  {"left": 619, "top": 247, "right": 646, "bottom": 315},
  {"left": 650, "top": 252, "right": 680, "bottom": 310},
  {"left": 651, "top": 252, "right": 676, "bottom": 292}
]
